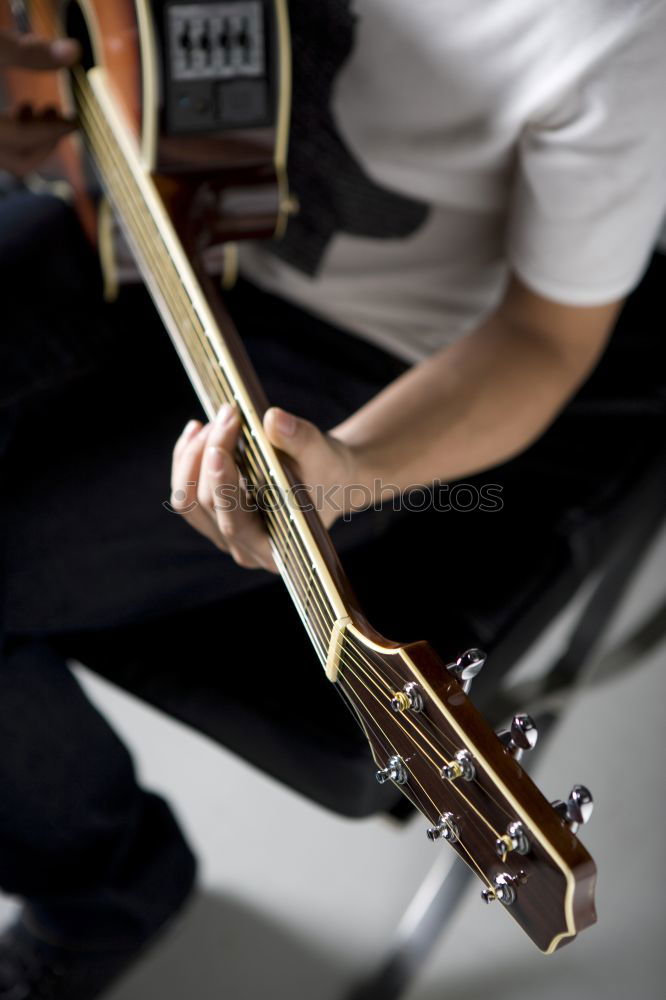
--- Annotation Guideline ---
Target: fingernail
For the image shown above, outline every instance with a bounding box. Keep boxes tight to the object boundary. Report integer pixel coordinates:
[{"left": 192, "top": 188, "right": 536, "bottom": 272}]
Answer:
[
  {"left": 208, "top": 446, "right": 224, "bottom": 473},
  {"left": 183, "top": 419, "right": 200, "bottom": 437},
  {"left": 216, "top": 403, "right": 235, "bottom": 426},
  {"left": 274, "top": 408, "right": 296, "bottom": 437}
]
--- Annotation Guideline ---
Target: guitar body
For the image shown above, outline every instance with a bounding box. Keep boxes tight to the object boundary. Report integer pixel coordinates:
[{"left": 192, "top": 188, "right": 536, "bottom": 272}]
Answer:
[
  {"left": 2, "top": 1, "right": 597, "bottom": 955},
  {"left": 1, "top": 0, "right": 291, "bottom": 262}
]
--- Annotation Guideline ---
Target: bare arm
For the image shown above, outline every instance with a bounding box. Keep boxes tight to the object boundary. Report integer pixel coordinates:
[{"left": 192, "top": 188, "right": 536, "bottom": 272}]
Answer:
[
  {"left": 334, "top": 274, "right": 622, "bottom": 495},
  {"left": 170, "top": 273, "right": 622, "bottom": 571}
]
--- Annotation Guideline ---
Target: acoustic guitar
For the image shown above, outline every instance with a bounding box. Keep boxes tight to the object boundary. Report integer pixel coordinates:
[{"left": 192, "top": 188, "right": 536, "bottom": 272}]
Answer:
[{"left": 1, "top": 0, "right": 597, "bottom": 953}]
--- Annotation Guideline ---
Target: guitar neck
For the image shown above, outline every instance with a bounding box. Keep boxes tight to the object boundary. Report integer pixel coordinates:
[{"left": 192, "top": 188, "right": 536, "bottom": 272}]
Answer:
[{"left": 73, "top": 65, "right": 355, "bottom": 676}]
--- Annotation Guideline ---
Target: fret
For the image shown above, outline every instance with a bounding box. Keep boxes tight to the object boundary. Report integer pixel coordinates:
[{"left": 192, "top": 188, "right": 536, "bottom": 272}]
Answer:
[
  {"left": 71, "top": 65, "right": 348, "bottom": 663},
  {"left": 1, "top": 4, "right": 598, "bottom": 954}
]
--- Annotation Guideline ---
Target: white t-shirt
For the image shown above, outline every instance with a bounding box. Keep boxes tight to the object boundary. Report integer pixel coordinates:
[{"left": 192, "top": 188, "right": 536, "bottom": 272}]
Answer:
[{"left": 239, "top": 0, "right": 666, "bottom": 363}]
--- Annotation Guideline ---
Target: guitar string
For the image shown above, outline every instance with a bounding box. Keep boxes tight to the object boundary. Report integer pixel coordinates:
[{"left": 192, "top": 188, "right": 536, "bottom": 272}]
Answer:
[
  {"left": 75, "top": 75, "right": 516, "bottom": 837},
  {"left": 336, "top": 645, "right": 507, "bottom": 851},
  {"left": 338, "top": 634, "right": 461, "bottom": 765},
  {"left": 73, "top": 85, "right": 444, "bottom": 725},
  {"left": 75, "top": 67, "right": 402, "bottom": 671},
  {"left": 75, "top": 74, "right": 435, "bottom": 698},
  {"left": 341, "top": 637, "right": 516, "bottom": 831},
  {"left": 340, "top": 631, "right": 513, "bottom": 829},
  {"left": 336, "top": 675, "right": 495, "bottom": 889},
  {"left": 77, "top": 83, "right": 362, "bottom": 685},
  {"left": 75, "top": 80, "right": 513, "bottom": 836},
  {"left": 73, "top": 74, "right": 342, "bottom": 650},
  {"left": 337, "top": 653, "right": 503, "bottom": 841},
  {"left": 73, "top": 75, "right": 336, "bottom": 657},
  {"left": 336, "top": 674, "right": 495, "bottom": 889},
  {"left": 342, "top": 633, "right": 516, "bottom": 824},
  {"left": 73, "top": 77, "right": 419, "bottom": 704}
]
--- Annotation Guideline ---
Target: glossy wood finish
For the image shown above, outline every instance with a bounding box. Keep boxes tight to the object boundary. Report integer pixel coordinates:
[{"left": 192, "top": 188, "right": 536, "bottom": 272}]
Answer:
[
  {"left": 1, "top": 0, "right": 596, "bottom": 953},
  {"left": 2, "top": 0, "right": 280, "bottom": 245},
  {"left": 336, "top": 636, "right": 597, "bottom": 952},
  {"left": 1, "top": 0, "right": 97, "bottom": 241},
  {"left": 122, "top": 257, "right": 599, "bottom": 949}
]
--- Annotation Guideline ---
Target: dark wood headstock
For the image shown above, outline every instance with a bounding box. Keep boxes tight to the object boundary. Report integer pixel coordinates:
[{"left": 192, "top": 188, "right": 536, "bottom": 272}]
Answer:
[
  {"left": 0, "top": 0, "right": 596, "bottom": 957},
  {"left": 335, "top": 628, "right": 596, "bottom": 953}
]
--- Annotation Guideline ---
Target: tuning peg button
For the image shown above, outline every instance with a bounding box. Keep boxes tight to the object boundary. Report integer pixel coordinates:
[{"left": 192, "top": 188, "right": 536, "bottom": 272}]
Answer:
[
  {"left": 552, "top": 784, "right": 593, "bottom": 833},
  {"left": 375, "top": 755, "right": 408, "bottom": 786},
  {"left": 498, "top": 714, "right": 538, "bottom": 760},
  {"left": 481, "top": 872, "right": 521, "bottom": 907},
  {"left": 447, "top": 648, "right": 486, "bottom": 694},
  {"left": 426, "top": 812, "right": 460, "bottom": 844}
]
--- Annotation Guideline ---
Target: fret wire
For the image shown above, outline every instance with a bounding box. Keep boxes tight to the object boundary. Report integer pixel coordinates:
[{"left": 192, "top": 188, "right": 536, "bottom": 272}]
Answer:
[
  {"left": 74, "top": 95, "right": 326, "bottom": 648},
  {"left": 238, "top": 442, "right": 337, "bottom": 638},
  {"left": 272, "top": 546, "right": 327, "bottom": 666},
  {"left": 72, "top": 76, "right": 334, "bottom": 656},
  {"left": 70, "top": 76, "right": 515, "bottom": 864},
  {"left": 77, "top": 76, "right": 497, "bottom": 771},
  {"left": 73, "top": 75, "right": 338, "bottom": 650},
  {"left": 238, "top": 458, "right": 333, "bottom": 641}
]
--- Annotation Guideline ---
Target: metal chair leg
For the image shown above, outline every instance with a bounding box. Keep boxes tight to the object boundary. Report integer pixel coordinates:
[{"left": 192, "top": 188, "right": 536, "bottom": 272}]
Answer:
[
  {"left": 344, "top": 851, "right": 473, "bottom": 1000},
  {"left": 344, "top": 702, "right": 566, "bottom": 1000},
  {"left": 347, "top": 508, "right": 665, "bottom": 1000}
]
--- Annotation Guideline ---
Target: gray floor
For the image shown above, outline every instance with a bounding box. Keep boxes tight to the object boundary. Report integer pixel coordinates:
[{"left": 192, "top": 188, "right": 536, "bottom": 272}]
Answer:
[{"left": 2, "top": 526, "right": 665, "bottom": 999}]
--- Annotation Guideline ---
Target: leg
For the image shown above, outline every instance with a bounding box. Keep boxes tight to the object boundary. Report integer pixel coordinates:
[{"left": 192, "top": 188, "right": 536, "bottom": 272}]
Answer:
[
  {"left": 0, "top": 190, "right": 199, "bottom": 950},
  {"left": 0, "top": 190, "right": 114, "bottom": 410},
  {"left": 0, "top": 635, "right": 196, "bottom": 949}
]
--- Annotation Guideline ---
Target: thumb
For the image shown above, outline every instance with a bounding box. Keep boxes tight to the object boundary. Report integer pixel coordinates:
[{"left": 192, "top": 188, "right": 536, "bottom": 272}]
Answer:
[{"left": 264, "top": 407, "right": 318, "bottom": 460}]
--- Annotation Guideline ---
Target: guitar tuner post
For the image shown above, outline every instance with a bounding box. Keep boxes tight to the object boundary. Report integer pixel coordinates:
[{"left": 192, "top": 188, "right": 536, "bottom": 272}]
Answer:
[
  {"left": 375, "top": 755, "right": 408, "bottom": 786},
  {"left": 426, "top": 812, "right": 460, "bottom": 844},
  {"left": 495, "top": 820, "right": 530, "bottom": 859},
  {"left": 481, "top": 871, "right": 527, "bottom": 907},
  {"left": 440, "top": 748, "right": 475, "bottom": 782},
  {"left": 390, "top": 682, "right": 424, "bottom": 714}
]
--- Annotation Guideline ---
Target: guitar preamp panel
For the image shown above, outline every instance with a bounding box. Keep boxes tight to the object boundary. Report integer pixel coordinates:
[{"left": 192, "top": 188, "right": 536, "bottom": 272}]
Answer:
[{"left": 162, "top": 0, "right": 278, "bottom": 133}]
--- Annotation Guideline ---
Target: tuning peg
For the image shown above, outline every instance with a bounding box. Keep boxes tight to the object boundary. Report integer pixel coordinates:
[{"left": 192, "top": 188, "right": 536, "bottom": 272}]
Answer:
[
  {"left": 552, "top": 785, "right": 593, "bottom": 833},
  {"left": 495, "top": 820, "right": 530, "bottom": 859},
  {"left": 446, "top": 648, "right": 486, "bottom": 694},
  {"left": 390, "top": 682, "right": 424, "bottom": 714},
  {"left": 498, "top": 714, "right": 538, "bottom": 760},
  {"left": 440, "top": 748, "right": 475, "bottom": 782},
  {"left": 426, "top": 812, "right": 459, "bottom": 844},
  {"left": 480, "top": 871, "right": 521, "bottom": 907},
  {"left": 375, "top": 755, "right": 408, "bottom": 786}
]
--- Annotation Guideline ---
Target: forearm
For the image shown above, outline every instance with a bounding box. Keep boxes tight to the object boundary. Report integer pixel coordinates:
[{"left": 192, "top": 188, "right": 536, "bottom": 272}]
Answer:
[
  {"left": 333, "top": 302, "right": 614, "bottom": 497},
  {"left": 169, "top": 281, "right": 620, "bottom": 563}
]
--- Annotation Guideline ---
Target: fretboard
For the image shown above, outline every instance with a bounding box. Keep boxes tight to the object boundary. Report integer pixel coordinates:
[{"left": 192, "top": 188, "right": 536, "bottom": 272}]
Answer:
[{"left": 72, "top": 66, "right": 352, "bottom": 676}]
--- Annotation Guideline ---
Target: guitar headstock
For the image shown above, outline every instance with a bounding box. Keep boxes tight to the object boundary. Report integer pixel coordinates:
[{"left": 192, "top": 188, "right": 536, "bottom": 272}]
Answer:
[{"left": 335, "top": 627, "right": 596, "bottom": 953}]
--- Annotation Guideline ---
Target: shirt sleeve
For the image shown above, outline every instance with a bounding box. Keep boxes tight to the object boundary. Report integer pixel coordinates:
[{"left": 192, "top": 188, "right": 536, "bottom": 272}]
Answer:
[{"left": 507, "top": 5, "right": 666, "bottom": 306}]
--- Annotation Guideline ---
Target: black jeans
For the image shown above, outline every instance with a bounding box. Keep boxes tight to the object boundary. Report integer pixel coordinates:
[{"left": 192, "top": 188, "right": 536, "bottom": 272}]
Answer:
[
  {"left": 0, "top": 192, "right": 410, "bottom": 949},
  {"left": 1, "top": 191, "right": 664, "bottom": 950}
]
